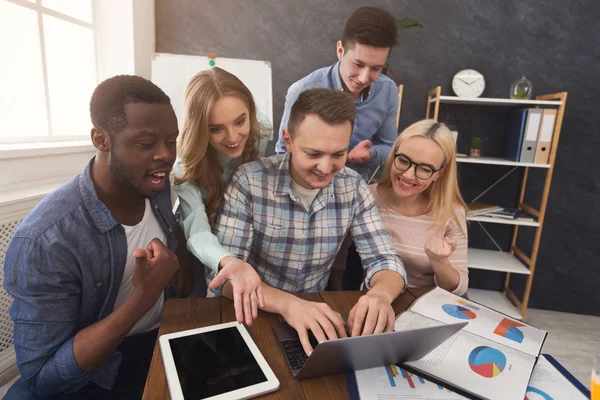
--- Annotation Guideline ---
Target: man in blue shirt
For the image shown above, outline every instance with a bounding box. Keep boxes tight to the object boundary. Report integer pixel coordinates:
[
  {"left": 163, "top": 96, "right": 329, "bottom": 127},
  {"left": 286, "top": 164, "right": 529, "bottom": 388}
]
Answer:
[
  {"left": 275, "top": 6, "right": 399, "bottom": 181},
  {"left": 3, "top": 75, "right": 193, "bottom": 399}
]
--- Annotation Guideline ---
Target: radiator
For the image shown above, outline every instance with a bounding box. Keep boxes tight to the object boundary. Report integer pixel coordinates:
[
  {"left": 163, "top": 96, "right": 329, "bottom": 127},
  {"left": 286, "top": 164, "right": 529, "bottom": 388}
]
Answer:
[
  {"left": 0, "top": 219, "right": 20, "bottom": 385},
  {"left": 0, "top": 196, "right": 46, "bottom": 385}
]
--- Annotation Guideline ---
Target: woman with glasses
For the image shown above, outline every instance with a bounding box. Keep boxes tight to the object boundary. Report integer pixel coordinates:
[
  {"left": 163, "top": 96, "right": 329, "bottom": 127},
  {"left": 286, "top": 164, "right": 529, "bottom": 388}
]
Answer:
[
  {"left": 335, "top": 119, "right": 468, "bottom": 295},
  {"left": 373, "top": 119, "right": 468, "bottom": 294}
]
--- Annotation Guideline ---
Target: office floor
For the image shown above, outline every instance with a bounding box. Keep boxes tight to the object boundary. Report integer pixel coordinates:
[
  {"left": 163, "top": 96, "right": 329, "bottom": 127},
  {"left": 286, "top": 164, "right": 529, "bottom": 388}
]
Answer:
[
  {"left": 0, "top": 308, "right": 597, "bottom": 397},
  {"left": 526, "top": 308, "right": 600, "bottom": 390}
]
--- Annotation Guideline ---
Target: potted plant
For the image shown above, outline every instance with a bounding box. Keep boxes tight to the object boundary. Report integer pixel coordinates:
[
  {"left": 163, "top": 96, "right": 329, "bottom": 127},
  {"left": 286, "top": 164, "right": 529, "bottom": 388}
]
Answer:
[
  {"left": 383, "top": 18, "right": 422, "bottom": 78},
  {"left": 446, "top": 122, "right": 458, "bottom": 147},
  {"left": 470, "top": 137, "right": 482, "bottom": 158}
]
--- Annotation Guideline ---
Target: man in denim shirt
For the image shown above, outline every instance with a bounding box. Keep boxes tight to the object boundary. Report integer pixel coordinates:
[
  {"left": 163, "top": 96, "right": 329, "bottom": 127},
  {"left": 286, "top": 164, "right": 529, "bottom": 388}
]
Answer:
[
  {"left": 3, "top": 76, "right": 189, "bottom": 399},
  {"left": 275, "top": 7, "right": 400, "bottom": 181}
]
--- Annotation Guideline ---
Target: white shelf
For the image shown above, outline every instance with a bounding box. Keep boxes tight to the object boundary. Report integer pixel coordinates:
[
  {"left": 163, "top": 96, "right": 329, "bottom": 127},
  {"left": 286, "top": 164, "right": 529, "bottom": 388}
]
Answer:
[
  {"left": 456, "top": 156, "right": 551, "bottom": 168},
  {"left": 467, "top": 288, "right": 522, "bottom": 320},
  {"left": 467, "top": 215, "right": 540, "bottom": 227},
  {"left": 467, "top": 248, "right": 531, "bottom": 274},
  {"left": 431, "top": 95, "right": 562, "bottom": 106}
]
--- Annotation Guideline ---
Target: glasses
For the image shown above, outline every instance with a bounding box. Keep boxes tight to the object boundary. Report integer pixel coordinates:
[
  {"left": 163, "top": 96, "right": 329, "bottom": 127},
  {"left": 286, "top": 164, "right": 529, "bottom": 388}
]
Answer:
[{"left": 393, "top": 153, "right": 443, "bottom": 180}]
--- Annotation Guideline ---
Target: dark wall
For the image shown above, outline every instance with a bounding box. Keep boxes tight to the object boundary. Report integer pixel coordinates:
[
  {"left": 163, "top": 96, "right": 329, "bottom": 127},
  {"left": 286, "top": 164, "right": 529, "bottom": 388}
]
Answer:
[{"left": 156, "top": 0, "right": 600, "bottom": 315}]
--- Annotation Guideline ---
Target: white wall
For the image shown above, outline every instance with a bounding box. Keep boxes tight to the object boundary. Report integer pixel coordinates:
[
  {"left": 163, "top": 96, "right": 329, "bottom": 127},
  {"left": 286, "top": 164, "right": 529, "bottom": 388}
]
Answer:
[{"left": 133, "top": 0, "right": 156, "bottom": 79}]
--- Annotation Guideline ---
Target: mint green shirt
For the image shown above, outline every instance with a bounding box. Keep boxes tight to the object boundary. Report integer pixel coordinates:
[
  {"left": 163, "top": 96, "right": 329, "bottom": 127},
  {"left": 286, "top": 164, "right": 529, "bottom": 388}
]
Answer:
[{"left": 173, "top": 153, "right": 242, "bottom": 273}]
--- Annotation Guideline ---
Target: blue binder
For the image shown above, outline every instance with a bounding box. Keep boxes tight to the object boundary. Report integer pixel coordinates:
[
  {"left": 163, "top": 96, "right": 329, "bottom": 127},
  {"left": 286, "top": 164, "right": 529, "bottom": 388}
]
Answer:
[
  {"left": 504, "top": 108, "right": 528, "bottom": 161},
  {"left": 543, "top": 354, "right": 591, "bottom": 398}
]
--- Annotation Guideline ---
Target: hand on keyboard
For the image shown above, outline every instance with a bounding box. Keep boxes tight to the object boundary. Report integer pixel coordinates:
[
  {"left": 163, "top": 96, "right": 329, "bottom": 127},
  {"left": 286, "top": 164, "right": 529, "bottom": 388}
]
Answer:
[
  {"left": 280, "top": 297, "right": 347, "bottom": 356},
  {"left": 281, "top": 330, "right": 320, "bottom": 371},
  {"left": 347, "top": 292, "right": 395, "bottom": 337}
]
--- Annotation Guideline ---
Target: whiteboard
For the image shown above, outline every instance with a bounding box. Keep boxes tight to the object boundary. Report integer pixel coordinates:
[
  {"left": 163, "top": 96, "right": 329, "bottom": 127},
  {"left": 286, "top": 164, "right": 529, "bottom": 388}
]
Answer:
[{"left": 151, "top": 53, "right": 274, "bottom": 147}]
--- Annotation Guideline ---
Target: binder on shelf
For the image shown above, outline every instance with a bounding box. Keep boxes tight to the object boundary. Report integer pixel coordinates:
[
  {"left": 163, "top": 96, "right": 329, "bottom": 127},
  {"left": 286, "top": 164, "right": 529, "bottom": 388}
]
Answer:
[
  {"left": 519, "top": 109, "right": 543, "bottom": 163},
  {"left": 534, "top": 108, "right": 558, "bottom": 164},
  {"left": 504, "top": 108, "right": 528, "bottom": 161}
]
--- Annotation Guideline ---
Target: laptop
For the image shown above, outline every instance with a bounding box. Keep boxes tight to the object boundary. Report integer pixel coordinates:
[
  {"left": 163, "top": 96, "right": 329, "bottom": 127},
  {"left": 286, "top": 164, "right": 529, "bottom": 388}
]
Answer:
[{"left": 272, "top": 321, "right": 466, "bottom": 380}]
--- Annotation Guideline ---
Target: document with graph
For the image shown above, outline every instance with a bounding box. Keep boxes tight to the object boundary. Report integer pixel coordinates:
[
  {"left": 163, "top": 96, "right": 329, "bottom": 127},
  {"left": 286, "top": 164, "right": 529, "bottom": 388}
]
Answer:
[
  {"left": 354, "top": 363, "right": 467, "bottom": 399},
  {"left": 352, "top": 355, "right": 587, "bottom": 400},
  {"left": 407, "top": 287, "right": 547, "bottom": 357},
  {"left": 391, "top": 288, "right": 548, "bottom": 400}
]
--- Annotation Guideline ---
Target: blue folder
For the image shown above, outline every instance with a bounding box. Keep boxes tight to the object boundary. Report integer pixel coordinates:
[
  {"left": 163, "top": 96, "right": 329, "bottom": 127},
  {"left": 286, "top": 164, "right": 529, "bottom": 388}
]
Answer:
[
  {"left": 345, "top": 354, "right": 591, "bottom": 399},
  {"left": 543, "top": 354, "right": 591, "bottom": 398},
  {"left": 504, "top": 108, "right": 528, "bottom": 162}
]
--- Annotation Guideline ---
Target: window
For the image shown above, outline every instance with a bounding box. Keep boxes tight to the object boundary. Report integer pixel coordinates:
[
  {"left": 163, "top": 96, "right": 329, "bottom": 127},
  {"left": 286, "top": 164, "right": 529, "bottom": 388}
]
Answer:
[{"left": 0, "top": 0, "right": 97, "bottom": 144}]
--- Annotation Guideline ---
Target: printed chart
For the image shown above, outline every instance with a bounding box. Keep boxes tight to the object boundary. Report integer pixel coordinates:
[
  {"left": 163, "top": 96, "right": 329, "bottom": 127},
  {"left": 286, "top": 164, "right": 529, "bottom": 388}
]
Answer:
[
  {"left": 524, "top": 386, "right": 554, "bottom": 400},
  {"left": 384, "top": 364, "right": 449, "bottom": 391},
  {"left": 494, "top": 318, "right": 525, "bottom": 343},
  {"left": 442, "top": 304, "right": 477, "bottom": 320},
  {"left": 468, "top": 346, "right": 506, "bottom": 378}
]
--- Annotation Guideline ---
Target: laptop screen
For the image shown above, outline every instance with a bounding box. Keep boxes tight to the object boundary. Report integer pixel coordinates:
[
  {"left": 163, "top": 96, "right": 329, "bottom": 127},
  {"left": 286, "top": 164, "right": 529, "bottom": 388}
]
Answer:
[{"left": 168, "top": 327, "right": 267, "bottom": 399}]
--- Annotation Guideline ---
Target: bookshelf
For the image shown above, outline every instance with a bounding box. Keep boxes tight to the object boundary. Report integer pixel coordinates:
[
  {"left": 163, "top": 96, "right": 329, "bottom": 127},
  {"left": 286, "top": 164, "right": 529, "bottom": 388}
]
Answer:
[
  {"left": 428, "top": 95, "right": 562, "bottom": 107},
  {"left": 426, "top": 86, "right": 568, "bottom": 320},
  {"left": 456, "top": 156, "right": 550, "bottom": 169},
  {"left": 466, "top": 215, "right": 540, "bottom": 227}
]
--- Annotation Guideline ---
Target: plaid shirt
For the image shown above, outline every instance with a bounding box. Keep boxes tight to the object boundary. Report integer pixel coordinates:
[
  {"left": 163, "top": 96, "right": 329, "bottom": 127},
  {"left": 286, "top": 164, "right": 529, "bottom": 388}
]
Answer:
[{"left": 215, "top": 153, "right": 406, "bottom": 293}]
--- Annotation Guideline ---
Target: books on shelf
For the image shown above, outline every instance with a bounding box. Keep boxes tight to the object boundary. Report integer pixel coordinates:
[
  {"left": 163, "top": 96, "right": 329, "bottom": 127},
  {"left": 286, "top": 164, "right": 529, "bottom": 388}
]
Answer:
[
  {"left": 466, "top": 202, "right": 503, "bottom": 217},
  {"left": 485, "top": 208, "right": 521, "bottom": 219},
  {"left": 390, "top": 288, "right": 548, "bottom": 399},
  {"left": 467, "top": 204, "right": 537, "bottom": 223}
]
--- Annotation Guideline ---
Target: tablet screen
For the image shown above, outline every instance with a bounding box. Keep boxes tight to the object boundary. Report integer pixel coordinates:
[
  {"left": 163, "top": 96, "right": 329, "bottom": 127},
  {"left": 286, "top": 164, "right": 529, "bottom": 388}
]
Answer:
[{"left": 168, "top": 326, "right": 267, "bottom": 399}]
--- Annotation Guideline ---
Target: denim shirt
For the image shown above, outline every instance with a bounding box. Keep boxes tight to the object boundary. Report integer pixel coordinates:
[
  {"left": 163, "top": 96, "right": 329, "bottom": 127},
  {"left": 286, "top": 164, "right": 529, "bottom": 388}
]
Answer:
[
  {"left": 275, "top": 61, "right": 399, "bottom": 180},
  {"left": 3, "top": 158, "right": 176, "bottom": 396}
]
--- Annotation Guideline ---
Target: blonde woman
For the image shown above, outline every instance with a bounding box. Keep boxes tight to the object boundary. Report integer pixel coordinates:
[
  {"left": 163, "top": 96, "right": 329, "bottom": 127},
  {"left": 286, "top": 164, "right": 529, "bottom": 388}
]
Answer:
[
  {"left": 174, "top": 68, "right": 266, "bottom": 324},
  {"left": 371, "top": 119, "right": 468, "bottom": 295}
]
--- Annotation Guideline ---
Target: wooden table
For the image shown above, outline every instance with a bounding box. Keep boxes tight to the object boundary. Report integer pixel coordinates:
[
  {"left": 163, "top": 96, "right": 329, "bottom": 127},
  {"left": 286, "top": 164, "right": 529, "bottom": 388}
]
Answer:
[{"left": 142, "top": 287, "right": 432, "bottom": 400}]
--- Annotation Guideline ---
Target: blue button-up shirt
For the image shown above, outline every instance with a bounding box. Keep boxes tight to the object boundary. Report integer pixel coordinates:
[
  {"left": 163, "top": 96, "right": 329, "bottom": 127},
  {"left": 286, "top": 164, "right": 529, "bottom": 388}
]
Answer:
[
  {"left": 275, "top": 62, "right": 399, "bottom": 180},
  {"left": 3, "top": 158, "right": 176, "bottom": 396},
  {"left": 215, "top": 153, "right": 406, "bottom": 293}
]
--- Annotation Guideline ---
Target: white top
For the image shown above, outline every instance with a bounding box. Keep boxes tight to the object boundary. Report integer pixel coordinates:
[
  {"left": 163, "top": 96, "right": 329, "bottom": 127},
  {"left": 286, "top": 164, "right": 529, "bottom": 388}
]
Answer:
[
  {"left": 113, "top": 199, "right": 167, "bottom": 336},
  {"left": 290, "top": 177, "right": 321, "bottom": 211}
]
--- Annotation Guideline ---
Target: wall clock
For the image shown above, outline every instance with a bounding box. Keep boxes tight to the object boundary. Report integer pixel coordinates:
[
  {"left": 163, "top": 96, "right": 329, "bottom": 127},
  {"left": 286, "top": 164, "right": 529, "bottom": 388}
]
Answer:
[{"left": 452, "top": 69, "right": 485, "bottom": 98}]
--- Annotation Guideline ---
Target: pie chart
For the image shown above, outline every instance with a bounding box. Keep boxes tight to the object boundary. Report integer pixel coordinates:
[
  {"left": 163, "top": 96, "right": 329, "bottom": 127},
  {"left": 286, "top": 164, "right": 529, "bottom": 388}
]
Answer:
[
  {"left": 442, "top": 304, "right": 477, "bottom": 320},
  {"left": 524, "top": 386, "right": 553, "bottom": 400},
  {"left": 468, "top": 346, "right": 506, "bottom": 378},
  {"left": 494, "top": 318, "right": 525, "bottom": 343}
]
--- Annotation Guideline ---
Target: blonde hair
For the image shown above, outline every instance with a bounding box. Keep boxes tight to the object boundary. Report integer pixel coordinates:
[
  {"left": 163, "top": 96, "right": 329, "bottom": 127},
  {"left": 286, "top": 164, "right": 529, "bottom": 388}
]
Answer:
[
  {"left": 378, "top": 119, "right": 467, "bottom": 235},
  {"left": 176, "top": 67, "right": 264, "bottom": 225}
]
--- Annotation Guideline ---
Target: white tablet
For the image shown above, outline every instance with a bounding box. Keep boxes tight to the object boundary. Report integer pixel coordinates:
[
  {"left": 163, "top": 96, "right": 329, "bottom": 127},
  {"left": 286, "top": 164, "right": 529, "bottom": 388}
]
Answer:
[{"left": 159, "top": 321, "right": 280, "bottom": 400}]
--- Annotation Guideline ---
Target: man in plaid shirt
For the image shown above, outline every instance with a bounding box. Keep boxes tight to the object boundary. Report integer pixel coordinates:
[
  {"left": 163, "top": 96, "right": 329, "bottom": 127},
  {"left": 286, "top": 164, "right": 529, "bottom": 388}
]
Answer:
[{"left": 213, "top": 88, "right": 406, "bottom": 356}]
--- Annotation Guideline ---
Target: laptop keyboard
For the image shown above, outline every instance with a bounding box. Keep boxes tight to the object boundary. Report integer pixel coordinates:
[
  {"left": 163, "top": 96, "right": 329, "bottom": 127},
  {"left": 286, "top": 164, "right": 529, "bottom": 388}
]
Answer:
[
  {"left": 281, "top": 339, "right": 310, "bottom": 371},
  {"left": 280, "top": 320, "right": 350, "bottom": 372}
]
